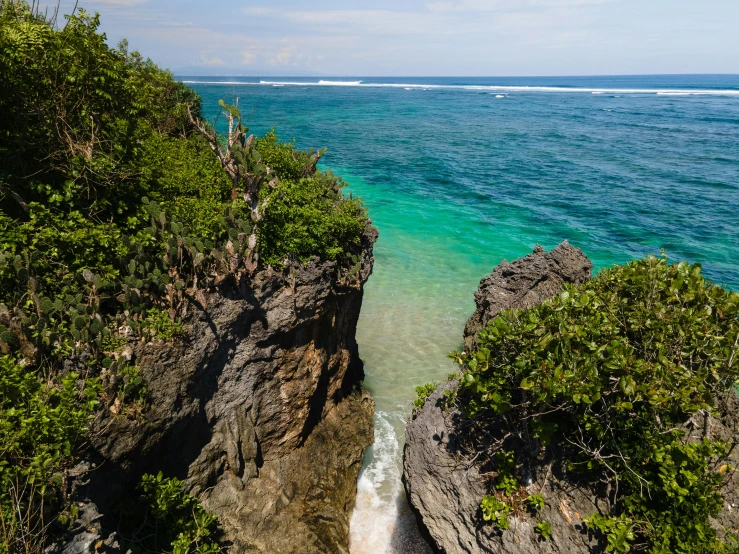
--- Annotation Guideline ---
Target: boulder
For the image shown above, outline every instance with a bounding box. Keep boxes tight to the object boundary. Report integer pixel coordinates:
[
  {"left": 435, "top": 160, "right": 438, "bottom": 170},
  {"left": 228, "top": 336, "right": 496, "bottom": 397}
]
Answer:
[{"left": 463, "top": 242, "right": 592, "bottom": 352}]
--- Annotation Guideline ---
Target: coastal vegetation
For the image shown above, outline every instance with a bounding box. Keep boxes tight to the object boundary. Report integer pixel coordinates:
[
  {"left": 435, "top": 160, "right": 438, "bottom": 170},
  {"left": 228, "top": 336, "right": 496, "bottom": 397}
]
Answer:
[
  {"left": 0, "top": 2, "right": 368, "bottom": 552},
  {"left": 451, "top": 255, "right": 739, "bottom": 552}
]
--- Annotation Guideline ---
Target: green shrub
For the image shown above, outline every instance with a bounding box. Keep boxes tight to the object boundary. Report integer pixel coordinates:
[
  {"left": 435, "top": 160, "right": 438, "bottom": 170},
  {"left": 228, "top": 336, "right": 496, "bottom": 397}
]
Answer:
[
  {"left": 117, "top": 365, "right": 148, "bottom": 405},
  {"left": 534, "top": 520, "right": 553, "bottom": 540},
  {"left": 0, "top": 3, "right": 368, "bottom": 549},
  {"left": 118, "top": 472, "right": 219, "bottom": 554},
  {"left": 413, "top": 382, "right": 438, "bottom": 410},
  {"left": 255, "top": 130, "right": 315, "bottom": 181},
  {"left": 0, "top": 355, "right": 100, "bottom": 553},
  {"left": 480, "top": 495, "right": 511, "bottom": 530},
  {"left": 524, "top": 493, "right": 545, "bottom": 512},
  {"left": 455, "top": 256, "right": 739, "bottom": 552},
  {"left": 259, "top": 171, "right": 367, "bottom": 267},
  {"left": 144, "top": 308, "right": 186, "bottom": 341}
]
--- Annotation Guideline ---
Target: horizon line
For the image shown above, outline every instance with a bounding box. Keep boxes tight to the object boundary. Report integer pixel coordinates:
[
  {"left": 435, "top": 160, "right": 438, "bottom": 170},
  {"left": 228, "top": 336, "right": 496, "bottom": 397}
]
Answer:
[{"left": 173, "top": 72, "right": 739, "bottom": 78}]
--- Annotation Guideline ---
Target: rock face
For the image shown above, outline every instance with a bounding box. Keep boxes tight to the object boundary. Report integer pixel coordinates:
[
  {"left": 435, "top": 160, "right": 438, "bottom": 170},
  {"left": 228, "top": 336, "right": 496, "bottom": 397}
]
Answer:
[
  {"left": 404, "top": 242, "right": 739, "bottom": 554},
  {"left": 403, "top": 242, "right": 595, "bottom": 554},
  {"left": 80, "top": 229, "right": 377, "bottom": 554},
  {"left": 463, "top": 242, "right": 593, "bottom": 352}
]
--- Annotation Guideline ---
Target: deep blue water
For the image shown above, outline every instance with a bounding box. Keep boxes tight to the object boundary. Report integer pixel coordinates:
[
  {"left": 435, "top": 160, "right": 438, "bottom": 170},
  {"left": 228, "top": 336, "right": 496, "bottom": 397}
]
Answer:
[
  {"left": 187, "top": 75, "right": 739, "bottom": 289},
  {"left": 186, "top": 75, "right": 739, "bottom": 553}
]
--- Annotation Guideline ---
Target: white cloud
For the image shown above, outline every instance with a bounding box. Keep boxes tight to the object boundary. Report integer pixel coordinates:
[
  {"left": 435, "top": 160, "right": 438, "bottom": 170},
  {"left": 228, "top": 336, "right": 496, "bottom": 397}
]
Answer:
[
  {"left": 200, "top": 54, "right": 225, "bottom": 66},
  {"left": 241, "top": 50, "right": 256, "bottom": 64},
  {"left": 242, "top": 7, "right": 278, "bottom": 16},
  {"left": 425, "top": 0, "right": 613, "bottom": 10},
  {"left": 242, "top": 8, "right": 457, "bottom": 36},
  {"left": 160, "top": 21, "right": 195, "bottom": 27},
  {"left": 269, "top": 45, "right": 297, "bottom": 66},
  {"left": 82, "top": 0, "right": 149, "bottom": 5}
]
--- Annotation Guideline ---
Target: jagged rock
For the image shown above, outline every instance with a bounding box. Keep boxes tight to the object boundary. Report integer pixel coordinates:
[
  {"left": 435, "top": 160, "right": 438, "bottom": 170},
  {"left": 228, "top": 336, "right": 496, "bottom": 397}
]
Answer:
[
  {"left": 404, "top": 243, "right": 739, "bottom": 553},
  {"left": 404, "top": 243, "right": 596, "bottom": 554},
  {"left": 404, "top": 380, "right": 603, "bottom": 554},
  {"left": 463, "top": 241, "right": 592, "bottom": 352},
  {"left": 44, "top": 492, "right": 129, "bottom": 554},
  {"left": 77, "top": 229, "right": 377, "bottom": 554}
]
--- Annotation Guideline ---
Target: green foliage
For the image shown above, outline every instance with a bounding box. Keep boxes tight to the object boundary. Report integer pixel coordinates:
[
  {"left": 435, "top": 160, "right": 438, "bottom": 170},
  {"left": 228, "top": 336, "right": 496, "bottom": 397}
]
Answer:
[
  {"left": 117, "top": 365, "right": 148, "bottom": 405},
  {"left": 583, "top": 514, "right": 635, "bottom": 553},
  {"left": 144, "top": 308, "right": 185, "bottom": 341},
  {"left": 455, "top": 256, "right": 739, "bottom": 552},
  {"left": 0, "top": 355, "right": 100, "bottom": 553},
  {"left": 414, "top": 382, "right": 438, "bottom": 410},
  {"left": 480, "top": 495, "right": 512, "bottom": 530},
  {"left": 534, "top": 520, "right": 553, "bottom": 540},
  {"left": 119, "top": 472, "right": 219, "bottom": 554},
  {"left": 493, "top": 451, "right": 518, "bottom": 496},
  {"left": 0, "top": 4, "right": 368, "bottom": 549},
  {"left": 259, "top": 170, "right": 367, "bottom": 267},
  {"left": 256, "top": 131, "right": 315, "bottom": 181},
  {"left": 524, "top": 493, "right": 545, "bottom": 512}
]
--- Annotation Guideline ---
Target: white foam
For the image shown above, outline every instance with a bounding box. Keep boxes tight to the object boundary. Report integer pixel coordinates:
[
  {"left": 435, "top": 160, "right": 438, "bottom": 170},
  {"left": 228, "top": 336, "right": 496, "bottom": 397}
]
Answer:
[
  {"left": 349, "top": 413, "right": 433, "bottom": 554},
  {"left": 318, "top": 79, "right": 363, "bottom": 85},
  {"left": 181, "top": 80, "right": 739, "bottom": 97},
  {"left": 349, "top": 413, "right": 400, "bottom": 553},
  {"left": 495, "top": 94, "right": 505, "bottom": 98}
]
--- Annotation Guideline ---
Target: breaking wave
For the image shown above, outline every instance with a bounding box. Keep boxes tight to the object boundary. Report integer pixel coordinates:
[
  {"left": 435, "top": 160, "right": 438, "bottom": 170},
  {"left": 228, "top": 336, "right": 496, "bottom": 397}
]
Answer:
[
  {"left": 349, "top": 412, "right": 432, "bottom": 554},
  {"left": 182, "top": 79, "right": 739, "bottom": 96}
]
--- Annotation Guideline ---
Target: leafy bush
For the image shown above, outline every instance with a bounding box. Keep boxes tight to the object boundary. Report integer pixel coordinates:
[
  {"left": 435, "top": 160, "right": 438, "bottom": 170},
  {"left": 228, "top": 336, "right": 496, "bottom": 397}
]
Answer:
[
  {"left": 117, "top": 472, "right": 219, "bottom": 554},
  {"left": 0, "top": 2, "right": 368, "bottom": 549},
  {"left": 258, "top": 162, "right": 367, "bottom": 267},
  {"left": 454, "top": 256, "right": 739, "bottom": 552},
  {"left": 480, "top": 495, "right": 512, "bottom": 530},
  {"left": 534, "top": 520, "right": 553, "bottom": 540},
  {"left": 413, "top": 382, "right": 438, "bottom": 410},
  {"left": 0, "top": 355, "right": 100, "bottom": 553},
  {"left": 524, "top": 493, "right": 545, "bottom": 512},
  {"left": 144, "top": 308, "right": 186, "bottom": 341},
  {"left": 117, "top": 365, "right": 149, "bottom": 405}
]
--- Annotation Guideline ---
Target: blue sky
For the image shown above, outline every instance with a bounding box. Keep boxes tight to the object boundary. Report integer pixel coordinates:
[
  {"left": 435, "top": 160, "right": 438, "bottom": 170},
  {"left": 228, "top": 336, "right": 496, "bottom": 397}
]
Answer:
[{"left": 45, "top": 0, "right": 739, "bottom": 76}]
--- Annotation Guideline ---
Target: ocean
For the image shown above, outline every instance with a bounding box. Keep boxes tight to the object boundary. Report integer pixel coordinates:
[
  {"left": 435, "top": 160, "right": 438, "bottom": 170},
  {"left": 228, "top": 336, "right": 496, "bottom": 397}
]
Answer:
[{"left": 186, "top": 75, "right": 739, "bottom": 553}]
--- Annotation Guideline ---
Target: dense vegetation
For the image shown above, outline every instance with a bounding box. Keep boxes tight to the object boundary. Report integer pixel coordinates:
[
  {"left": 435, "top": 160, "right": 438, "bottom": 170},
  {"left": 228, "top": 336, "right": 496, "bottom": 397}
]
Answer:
[
  {"left": 452, "top": 256, "right": 739, "bottom": 552},
  {"left": 0, "top": 2, "right": 368, "bottom": 552}
]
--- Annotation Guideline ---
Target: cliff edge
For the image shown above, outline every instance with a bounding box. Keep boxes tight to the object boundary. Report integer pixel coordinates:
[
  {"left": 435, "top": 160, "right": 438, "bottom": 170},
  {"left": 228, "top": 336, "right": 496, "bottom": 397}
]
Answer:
[
  {"left": 403, "top": 242, "right": 593, "bottom": 553},
  {"left": 67, "top": 229, "right": 377, "bottom": 554}
]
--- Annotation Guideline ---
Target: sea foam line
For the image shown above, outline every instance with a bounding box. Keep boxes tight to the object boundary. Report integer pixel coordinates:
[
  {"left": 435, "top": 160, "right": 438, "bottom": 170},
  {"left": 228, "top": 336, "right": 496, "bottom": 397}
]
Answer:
[
  {"left": 349, "top": 412, "right": 432, "bottom": 554},
  {"left": 180, "top": 80, "right": 739, "bottom": 96}
]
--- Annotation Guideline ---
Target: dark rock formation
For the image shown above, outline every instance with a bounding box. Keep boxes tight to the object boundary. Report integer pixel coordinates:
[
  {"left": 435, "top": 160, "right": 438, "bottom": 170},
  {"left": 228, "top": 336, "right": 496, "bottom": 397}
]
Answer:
[
  {"left": 73, "top": 229, "right": 377, "bottom": 554},
  {"left": 463, "top": 242, "right": 592, "bottom": 352},
  {"left": 404, "top": 242, "right": 595, "bottom": 554},
  {"left": 404, "top": 381, "right": 602, "bottom": 554},
  {"left": 404, "top": 242, "right": 739, "bottom": 553}
]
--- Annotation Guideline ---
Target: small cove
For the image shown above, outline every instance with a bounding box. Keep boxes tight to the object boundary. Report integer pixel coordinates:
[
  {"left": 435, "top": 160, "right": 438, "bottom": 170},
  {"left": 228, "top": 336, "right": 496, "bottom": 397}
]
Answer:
[{"left": 190, "top": 76, "right": 739, "bottom": 551}]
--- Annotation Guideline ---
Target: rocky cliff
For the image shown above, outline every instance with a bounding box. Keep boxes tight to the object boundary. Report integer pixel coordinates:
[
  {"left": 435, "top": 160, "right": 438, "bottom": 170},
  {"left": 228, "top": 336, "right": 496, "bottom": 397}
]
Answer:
[
  {"left": 68, "top": 229, "right": 377, "bottom": 554},
  {"left": 403, "top": 242, "right": 595, "bottom": 553},
  {"left": 463, "top": 243, "right": 593, "bottom": 352},
  {"left": 403, "top": 242, "right": 739, "bottom": 554}
]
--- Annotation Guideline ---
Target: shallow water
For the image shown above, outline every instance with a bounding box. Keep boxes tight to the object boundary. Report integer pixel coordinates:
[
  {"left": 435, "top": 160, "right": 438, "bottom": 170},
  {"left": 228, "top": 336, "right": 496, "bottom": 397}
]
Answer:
[{"left": 190, "top": 76, "right": 739, "bottom": 552}]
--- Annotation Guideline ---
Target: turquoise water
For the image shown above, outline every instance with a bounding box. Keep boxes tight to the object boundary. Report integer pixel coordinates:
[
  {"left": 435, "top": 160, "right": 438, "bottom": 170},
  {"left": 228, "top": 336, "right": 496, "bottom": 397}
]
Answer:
[{"left": 189, "top": 76, "right": 739, "bottom": 553}]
